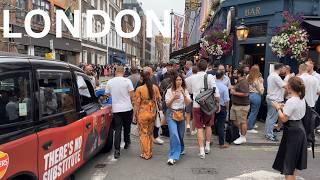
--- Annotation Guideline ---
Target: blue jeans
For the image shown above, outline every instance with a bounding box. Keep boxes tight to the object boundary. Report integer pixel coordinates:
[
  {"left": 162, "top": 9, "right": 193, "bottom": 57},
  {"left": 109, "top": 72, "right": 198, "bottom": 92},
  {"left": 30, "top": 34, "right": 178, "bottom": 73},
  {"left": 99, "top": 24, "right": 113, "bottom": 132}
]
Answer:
[
  {"left": 265, "top": 98, "right": 279, "bottom": 138},
  {"left": 166, "top": 109, "right": 185, "bottom": 160},
  {"left": 248, "top": 93, "right": 262, "bottom": 130},
  {"left": 215, "top": 106, "right": 227, "bottom": 145}
]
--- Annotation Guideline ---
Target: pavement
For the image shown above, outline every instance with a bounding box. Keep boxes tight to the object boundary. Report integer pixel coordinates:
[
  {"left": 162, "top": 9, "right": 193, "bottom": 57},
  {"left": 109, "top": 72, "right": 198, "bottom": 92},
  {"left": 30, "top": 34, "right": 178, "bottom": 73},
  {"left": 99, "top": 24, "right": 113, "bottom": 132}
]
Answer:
[{"left": 74, "top": 122, "right": 320, "bottom": 180}]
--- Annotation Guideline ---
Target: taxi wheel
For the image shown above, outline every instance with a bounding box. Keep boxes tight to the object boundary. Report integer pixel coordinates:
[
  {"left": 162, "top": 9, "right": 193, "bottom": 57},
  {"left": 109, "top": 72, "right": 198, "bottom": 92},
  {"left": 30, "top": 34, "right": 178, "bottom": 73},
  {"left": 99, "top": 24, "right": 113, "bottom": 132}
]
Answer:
[{"left": 102, "top": 128, "right": 113, "bottom": 153}]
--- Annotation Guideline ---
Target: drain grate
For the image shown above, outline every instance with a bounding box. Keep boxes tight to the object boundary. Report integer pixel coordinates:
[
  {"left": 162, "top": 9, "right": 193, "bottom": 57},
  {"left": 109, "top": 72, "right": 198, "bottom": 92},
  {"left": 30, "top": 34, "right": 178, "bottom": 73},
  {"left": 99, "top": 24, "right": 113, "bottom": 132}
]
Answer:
[
  {"left": 192, "top": 168, "right": 217, "bottom": 175},
  {"left": 95, "top": 164, "right": 107, "bottom": 169}
]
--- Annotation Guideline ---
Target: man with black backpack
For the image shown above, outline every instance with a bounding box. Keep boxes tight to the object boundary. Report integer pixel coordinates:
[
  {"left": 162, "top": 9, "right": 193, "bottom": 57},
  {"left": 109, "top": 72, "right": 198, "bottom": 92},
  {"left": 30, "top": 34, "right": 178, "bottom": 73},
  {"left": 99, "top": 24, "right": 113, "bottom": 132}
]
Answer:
[{"left": 186, "top": 59, "right": 220, "bottom": 159}]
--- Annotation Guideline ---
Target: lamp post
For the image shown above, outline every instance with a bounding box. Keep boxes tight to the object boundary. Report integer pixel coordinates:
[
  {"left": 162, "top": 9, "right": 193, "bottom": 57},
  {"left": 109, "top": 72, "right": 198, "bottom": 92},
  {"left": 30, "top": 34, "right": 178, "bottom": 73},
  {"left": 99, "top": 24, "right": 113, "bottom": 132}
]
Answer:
[{"left": 170, "top": 9, "right": 174, "bottom": 54}]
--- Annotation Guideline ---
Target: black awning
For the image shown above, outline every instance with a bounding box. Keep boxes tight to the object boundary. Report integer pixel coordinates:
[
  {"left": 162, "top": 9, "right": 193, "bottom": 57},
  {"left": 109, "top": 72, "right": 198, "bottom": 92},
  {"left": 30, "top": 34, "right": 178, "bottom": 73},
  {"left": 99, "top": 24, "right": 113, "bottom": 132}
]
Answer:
[
  {"left": 304, "top": 19, "right": 320, "bottom": 27},
  {"left": 170, "top": 43, "right": 200, "bottom": 60},
  {"left": 302, "top": 18, "right": 320, "bottom": 42}
]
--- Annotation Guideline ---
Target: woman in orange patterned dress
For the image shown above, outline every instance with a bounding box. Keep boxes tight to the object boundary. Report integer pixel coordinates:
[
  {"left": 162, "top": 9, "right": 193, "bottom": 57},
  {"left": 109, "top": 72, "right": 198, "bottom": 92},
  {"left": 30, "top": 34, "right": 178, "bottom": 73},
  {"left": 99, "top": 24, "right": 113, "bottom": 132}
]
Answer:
[{"left": 134, "top": 71, "right": 161, "bottom": 160}]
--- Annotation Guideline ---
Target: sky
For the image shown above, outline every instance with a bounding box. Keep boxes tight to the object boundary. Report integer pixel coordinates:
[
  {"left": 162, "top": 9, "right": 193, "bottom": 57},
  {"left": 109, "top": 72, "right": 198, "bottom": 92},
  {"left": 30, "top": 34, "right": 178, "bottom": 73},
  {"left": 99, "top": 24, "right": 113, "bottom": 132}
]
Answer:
[{"left": 137, "top": 0, "right": 185, "bottom": 19}]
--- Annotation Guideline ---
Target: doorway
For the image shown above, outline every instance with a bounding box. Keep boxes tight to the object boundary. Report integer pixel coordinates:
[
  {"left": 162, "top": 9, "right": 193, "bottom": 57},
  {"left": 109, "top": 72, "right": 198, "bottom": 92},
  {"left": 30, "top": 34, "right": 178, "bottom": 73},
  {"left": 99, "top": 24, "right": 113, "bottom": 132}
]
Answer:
[{"left": 240, "top": 43, "right": 266, "bottom": 77}]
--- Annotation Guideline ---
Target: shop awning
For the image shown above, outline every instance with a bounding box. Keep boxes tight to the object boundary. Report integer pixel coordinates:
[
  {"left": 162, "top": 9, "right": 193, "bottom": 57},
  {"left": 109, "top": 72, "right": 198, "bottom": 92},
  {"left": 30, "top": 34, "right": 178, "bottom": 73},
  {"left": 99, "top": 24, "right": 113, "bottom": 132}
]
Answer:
[
  {"left": 170, "top": 43, "right": 200, "bottom": 61},
  {"left": 304, "top": 19, "right": 320, "bottom": 27},
  {"left": 302, "top": 17, "right": 320, "bottom": 42}
]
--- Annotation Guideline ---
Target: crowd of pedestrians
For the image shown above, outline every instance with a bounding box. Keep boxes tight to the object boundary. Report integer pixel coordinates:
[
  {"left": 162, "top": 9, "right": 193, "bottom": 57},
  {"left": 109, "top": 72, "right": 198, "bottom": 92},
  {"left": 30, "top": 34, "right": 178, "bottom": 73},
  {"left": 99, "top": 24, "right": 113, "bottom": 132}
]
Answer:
[{"left": 100, "top": 57, "right": 320, "bottom": 180}]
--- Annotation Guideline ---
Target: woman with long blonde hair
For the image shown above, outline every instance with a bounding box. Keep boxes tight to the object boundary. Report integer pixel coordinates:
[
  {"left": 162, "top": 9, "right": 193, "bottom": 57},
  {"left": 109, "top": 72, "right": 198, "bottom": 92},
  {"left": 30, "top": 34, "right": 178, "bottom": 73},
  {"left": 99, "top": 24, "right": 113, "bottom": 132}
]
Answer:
[{"left": 247, "top": 65, "right": 264, "bottom": 133}]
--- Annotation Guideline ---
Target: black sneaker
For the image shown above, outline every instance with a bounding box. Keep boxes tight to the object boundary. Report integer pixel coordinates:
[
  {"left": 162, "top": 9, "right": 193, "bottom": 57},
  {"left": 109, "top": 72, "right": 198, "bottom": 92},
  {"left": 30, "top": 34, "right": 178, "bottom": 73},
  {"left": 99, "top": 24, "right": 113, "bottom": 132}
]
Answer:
[
  {"left": 124, "top": 143, "right": 130, "bottom": 149},
  {"left": 114, "top": 150, "right": 120, "bottom": 159},
  {"left": 186, "top": 128, "right": 191, "bottom": 135}
]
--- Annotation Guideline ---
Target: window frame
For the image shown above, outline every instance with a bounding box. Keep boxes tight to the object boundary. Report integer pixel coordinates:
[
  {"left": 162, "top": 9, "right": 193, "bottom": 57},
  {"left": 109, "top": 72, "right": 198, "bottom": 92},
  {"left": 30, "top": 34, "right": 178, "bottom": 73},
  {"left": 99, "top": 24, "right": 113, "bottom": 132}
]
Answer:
[
  {"left": 32, "top": 0, "right": 50, "bottom": 25},
  {"left": 75, "top": 72, "right": 97, "bottom": 109},
  {"left": 16, "top": 0, "right": 28, "bottom": 19},
  {"left": 36, "top": 69, "right": 77, "bottom": 121},
  {"left": 0, "top": 70, "right": 34, "bottom": 124}
]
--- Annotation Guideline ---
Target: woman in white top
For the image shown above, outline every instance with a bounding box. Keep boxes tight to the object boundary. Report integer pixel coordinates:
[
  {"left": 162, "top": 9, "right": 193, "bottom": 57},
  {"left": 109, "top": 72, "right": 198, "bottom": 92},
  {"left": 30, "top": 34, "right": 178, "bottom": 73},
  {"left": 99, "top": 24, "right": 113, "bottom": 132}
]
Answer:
[
  {"left": 272, "top": 77, "right": 307, "bottom": 180},
  {"left": 165, "top": 73, "right": 191, "bottom": 165},
  {"left": 247, "top": 65, "right": 264, "bottom": 133}
]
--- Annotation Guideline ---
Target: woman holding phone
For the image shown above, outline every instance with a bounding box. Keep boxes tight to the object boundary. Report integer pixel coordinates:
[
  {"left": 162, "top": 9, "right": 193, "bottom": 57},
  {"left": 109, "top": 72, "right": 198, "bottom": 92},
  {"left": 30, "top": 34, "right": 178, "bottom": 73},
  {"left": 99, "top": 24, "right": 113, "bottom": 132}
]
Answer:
[{"left": 165, "top": 73, "right": 191, "bottom": 165}]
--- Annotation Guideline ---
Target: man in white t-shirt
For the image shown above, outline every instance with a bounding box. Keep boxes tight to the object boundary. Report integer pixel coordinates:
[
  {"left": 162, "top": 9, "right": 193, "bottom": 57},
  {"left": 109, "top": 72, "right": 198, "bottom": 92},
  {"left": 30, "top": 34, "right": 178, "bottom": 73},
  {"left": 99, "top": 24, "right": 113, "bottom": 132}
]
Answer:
[
  {"left": 105, "top": 66, "right": 134, "bottom": 159},
  {"left": 265, "top": 63, "right": 286, "bottom": 141},
  {"left": 186, "top": 59, "right": 220, "bottom": 159},
  {"left": 298, "top": 64, "right": 320, "bottom": 108}
]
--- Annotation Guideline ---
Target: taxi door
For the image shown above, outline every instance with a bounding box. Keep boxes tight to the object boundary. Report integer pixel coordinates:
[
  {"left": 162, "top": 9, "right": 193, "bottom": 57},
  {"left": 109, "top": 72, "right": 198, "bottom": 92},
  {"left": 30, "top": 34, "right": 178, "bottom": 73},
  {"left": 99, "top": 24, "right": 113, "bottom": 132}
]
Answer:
[
  {"left": 35, "top": 69, "right": 84, "bottom": 180},
  {"left": 75, "top": 73, "right": 109, "bottom": 161},
  {"left": 0, "top": 60, "right": 38, "bottom": 180}
]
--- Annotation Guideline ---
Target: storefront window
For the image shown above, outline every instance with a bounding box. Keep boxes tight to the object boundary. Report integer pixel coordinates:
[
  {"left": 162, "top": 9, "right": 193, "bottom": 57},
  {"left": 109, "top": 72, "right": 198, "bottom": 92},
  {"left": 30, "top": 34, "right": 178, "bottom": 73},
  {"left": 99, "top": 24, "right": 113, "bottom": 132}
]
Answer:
[
  {"left": 16, "top": 0, "right": 27, "bottom": 19},
  {"left": 34, "top": 46, "right": 51, "bottom": 57},
  {"left": 32, "top": 0, "right": 50, "bottom": 25}
]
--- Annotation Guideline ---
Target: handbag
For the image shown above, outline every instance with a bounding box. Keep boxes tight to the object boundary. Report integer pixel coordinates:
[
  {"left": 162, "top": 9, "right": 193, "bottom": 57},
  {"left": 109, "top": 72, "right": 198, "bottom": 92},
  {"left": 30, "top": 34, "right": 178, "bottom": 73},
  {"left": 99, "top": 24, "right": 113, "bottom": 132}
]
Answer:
[{"left": 172, "top": 109, "right": 184, "bottom": 122}]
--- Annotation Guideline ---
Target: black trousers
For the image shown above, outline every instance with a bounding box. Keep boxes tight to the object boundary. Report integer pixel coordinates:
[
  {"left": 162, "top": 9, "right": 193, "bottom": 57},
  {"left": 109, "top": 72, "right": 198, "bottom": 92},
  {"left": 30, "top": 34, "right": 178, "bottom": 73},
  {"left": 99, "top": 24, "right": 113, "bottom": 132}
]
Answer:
[
  {"left": 112, "top": 110, "right": 133, "bottom": 150},
  {"left": 153, "top": 127, "right": 159, "bottom": 139},
  {"left": 215, "top": 106, "right": 227, "bottom": 145}
]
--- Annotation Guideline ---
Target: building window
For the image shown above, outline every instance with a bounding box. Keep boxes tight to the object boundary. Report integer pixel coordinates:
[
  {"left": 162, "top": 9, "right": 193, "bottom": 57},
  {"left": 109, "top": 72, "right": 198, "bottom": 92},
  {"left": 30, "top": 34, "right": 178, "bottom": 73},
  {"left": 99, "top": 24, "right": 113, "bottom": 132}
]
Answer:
[
  {"left": 34, "top": 46, "right": 51, "bottom": 57},
  {"left": 32, "top": 0, "right": 50, "bottom": 25},
  {"left": 91, "top": 0, "right": 95, "bottom": 7},
  {"left": 16, "top": 0, "right": 27, "bottom": 19},
  {"left": 82, "top": 16, "right": 87, "bottom": 38},
  {"left": 82, "top": 50, "right": 88, "bottom": 63}
]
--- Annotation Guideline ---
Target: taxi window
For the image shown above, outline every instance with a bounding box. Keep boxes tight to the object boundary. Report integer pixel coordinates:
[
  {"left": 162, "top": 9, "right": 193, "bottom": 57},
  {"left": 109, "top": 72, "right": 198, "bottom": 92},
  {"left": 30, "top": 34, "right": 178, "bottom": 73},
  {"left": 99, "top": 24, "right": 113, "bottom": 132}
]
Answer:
[
  {"left": 0, "top": 71, "right": 32, "bottom": 125},
  {"left": 38, "top": 70, "right": 75, "bottom": 117},
  {"left": 76, "top": 74, "right": 96, "bottom": 107}
]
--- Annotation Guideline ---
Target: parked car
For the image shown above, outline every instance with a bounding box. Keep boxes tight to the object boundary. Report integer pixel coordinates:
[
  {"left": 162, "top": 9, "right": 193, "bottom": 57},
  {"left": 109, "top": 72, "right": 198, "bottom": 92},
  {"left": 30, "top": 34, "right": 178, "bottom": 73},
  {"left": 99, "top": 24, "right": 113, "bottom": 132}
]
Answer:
[{"left": 0, "top": 54, "right": 113, "bottom": 180}]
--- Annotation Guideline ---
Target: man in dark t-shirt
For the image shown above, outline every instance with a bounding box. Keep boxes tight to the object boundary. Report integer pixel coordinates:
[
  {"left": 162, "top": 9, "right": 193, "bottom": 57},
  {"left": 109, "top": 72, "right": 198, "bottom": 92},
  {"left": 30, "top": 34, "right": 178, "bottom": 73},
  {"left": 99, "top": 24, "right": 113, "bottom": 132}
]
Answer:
[{"left": 230, "top": 68, "right": 250, "bottom": 145}]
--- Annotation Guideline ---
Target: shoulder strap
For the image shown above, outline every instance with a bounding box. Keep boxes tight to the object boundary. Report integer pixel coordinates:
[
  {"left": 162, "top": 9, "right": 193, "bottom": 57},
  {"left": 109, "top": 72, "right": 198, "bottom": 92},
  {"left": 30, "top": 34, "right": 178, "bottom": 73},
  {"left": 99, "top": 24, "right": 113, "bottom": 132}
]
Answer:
[{"left": 204, "top": 74, "right": 208, "bottom": 90}]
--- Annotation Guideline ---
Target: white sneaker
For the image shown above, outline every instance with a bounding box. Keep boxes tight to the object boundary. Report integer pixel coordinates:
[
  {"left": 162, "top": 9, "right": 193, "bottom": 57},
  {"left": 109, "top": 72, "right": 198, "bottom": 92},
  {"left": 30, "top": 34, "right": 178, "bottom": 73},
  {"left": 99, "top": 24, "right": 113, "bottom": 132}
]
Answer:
[
  {"left": 254, "top": 124, "right": 259, "bottom": 129},
  {"left": 180, "top": 150, "right": 185, "bottom": 155},
  {"left": 247, "top": 129, "right": 258, "bottom": 134},
  {"left": 317, "top": 129, "right": 320, "bottom": 133},
  {"left": 308, "top": 147, "right": 312, "bottom": 151},
  {"left": 167, "top": 159, "right": 175, "bottom": 165},
  {"left": 191, "top": 130, "right": 197, "bottom": 136},
  {"left": 199, "top": 153, "right": 205, "bottom": 159},
  {"left": 154, "top": 137, "right": 164, "bottom": 145},
  {"left": 205, "top": 147, "right": 210, "bottom": 154},
  {"left": 233, "top": 136, "right": 246, "bottom": 145}
]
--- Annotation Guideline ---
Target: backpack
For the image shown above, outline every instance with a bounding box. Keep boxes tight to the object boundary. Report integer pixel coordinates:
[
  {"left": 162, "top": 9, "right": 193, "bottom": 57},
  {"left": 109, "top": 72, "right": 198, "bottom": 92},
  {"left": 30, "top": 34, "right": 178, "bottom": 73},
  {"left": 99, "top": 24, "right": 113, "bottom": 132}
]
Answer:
[
  {"left": 195, "top": 74, "right": 218, "bottom": 115},
  {"left": 302, "top": 101, "right": 320, "bottom": 158}
]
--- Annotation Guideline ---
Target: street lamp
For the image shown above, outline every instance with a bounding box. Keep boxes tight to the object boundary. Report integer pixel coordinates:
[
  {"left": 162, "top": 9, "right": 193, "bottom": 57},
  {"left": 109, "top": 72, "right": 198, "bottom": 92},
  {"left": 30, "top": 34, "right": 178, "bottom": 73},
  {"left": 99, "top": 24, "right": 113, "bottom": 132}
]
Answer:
[
  {"left": 170, "top": 9, "right": 174, "bottom": 54},
  {"left": 236, "top": 19, "right": 249, "bottom": 41}
]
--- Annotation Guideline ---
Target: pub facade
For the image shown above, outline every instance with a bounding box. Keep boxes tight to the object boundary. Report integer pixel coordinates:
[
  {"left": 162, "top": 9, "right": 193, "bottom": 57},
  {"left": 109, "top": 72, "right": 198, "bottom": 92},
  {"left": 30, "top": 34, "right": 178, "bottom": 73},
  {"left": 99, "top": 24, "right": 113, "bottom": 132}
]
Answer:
[{"left": 205, "top": 0, "right": 320, "bottom": 77}]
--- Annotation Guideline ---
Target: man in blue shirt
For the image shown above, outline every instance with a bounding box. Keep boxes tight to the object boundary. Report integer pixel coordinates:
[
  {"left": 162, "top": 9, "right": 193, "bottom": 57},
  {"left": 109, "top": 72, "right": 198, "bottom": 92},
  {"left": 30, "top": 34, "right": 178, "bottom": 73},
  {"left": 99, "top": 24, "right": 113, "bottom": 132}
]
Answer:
[
  {"left": 215, "top": 71, "right": 230, "bottom": 148},
  {"left": 185, "top": 60, "right": 193, "bottom": 78}
]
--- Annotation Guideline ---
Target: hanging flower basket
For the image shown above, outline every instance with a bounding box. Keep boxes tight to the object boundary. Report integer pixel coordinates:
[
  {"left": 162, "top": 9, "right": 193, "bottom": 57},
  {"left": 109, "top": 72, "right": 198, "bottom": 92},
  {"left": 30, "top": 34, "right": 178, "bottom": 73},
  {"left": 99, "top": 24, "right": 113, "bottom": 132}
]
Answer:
[
  {"left": 269, "top": 11, "right": 309, "bottom": 61},
  {"left": 200, "top": 25, "right": 233, "bottom": 60}
]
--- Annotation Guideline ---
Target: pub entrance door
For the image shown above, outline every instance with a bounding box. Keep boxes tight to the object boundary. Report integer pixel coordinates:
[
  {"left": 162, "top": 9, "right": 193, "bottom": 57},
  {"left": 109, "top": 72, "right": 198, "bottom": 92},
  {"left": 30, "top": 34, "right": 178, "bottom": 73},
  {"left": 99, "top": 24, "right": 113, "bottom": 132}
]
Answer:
[{"left": 240, "top": 43, "right": 266, "bottom": 77}]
